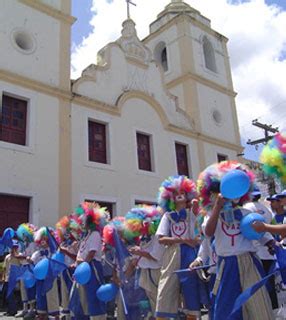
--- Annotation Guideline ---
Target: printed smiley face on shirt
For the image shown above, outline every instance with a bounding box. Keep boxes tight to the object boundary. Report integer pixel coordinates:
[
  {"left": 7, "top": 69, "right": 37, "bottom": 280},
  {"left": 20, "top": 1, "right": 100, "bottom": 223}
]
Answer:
[{"left": 171, "top": 221, "right": 187, "bottom": 237}]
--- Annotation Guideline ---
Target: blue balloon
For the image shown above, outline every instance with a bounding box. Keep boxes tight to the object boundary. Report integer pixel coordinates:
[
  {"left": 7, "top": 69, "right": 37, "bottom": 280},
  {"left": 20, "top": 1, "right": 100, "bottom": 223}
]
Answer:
[
  {"left": 74, "top": 262, "right": 91, "bottom": 285},
  {"left": 220, "top": 170, "right": 250, "bottom": 200},
  {"left": 240, "top": 213, "right": 265, "bottom": 240},
  {"left": 51, "top": 252, "right": 65, "bottom": 264},
  {"left": 23, "top": 272, "right": 36, "bottom": 288},
  {"left": 96, "top": 283, "right": 119, "bottom": 302},
  {"left": 34, "top": 258, "right": 49, "bottom": 280}
]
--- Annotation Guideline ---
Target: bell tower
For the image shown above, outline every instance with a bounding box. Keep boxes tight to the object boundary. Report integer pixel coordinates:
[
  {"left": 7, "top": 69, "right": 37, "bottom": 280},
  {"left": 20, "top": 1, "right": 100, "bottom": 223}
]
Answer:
[{"left": 144, "top": 0, "right": 242, "bottom": 168}]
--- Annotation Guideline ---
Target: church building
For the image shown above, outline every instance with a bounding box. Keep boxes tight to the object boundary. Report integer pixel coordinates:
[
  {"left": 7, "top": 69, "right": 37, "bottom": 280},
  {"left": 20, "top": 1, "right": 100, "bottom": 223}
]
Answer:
[{"left": 0, "top": 0, "right": 243, "bottom": 231}]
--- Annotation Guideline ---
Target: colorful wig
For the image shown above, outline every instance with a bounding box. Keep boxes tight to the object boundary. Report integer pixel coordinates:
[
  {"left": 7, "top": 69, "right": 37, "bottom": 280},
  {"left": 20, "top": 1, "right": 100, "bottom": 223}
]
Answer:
[
  {"left": 102, "top": 216, "right": 125, "bottom": 247},
  {"left": 16, "top": 223, "right": 36, "bottom": 243},
  {"left": 197, "top": 161, "right": 256, "bottom": 210},
  {"left": 34, "top": 226, "right": 49, "bottom": 245},
  {"left": 157, "top": 175, "right": 197, "bottom": 212},
  {"left": 260, "top": 132, "right": 286, "bottom": 184},
  {"left": 79, "top": 202, "right": 110, "bottom": 233}
]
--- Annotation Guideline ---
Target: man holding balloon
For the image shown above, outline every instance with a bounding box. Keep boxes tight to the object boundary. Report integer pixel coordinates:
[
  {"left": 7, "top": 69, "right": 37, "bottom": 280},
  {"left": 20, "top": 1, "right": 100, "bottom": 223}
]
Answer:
[{"left": 204, "top": 167, "right": 274, "bottom": 320}]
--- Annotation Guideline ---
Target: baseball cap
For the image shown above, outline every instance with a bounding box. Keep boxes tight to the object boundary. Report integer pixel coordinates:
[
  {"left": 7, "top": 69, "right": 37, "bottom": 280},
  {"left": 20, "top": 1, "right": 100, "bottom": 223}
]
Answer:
[
  {"left": 276, "top": 190, "right": 286, "bottom": 199},
  {"left": 12, "top": 240, "right": 19, "bottom": 247},
  {"left": 266, "top": 194, "right": 280, "bottom": 201},
  {"left": 251, "top": 186, "right": 261, "bottom": 196}
]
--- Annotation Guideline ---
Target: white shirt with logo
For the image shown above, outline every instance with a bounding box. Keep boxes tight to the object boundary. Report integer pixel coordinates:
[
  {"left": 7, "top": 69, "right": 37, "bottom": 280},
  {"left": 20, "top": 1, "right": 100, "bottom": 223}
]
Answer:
[
  {"left": 203, "top": 207, "right": 272, "bottom": 257},
  {"left": 156, "top": 209, "right": 196, "bottom": 240}
]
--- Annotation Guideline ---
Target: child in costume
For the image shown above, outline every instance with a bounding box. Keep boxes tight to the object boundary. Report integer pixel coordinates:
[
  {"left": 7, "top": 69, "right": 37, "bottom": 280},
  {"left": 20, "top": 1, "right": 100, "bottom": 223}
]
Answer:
[
  {"left": 56, "top": 215, "right": 81, "bottom": 320},
  {"left": 155, "top": 175, "right": 204, "bottom": 320},
  {"left": 15, "top": 223, "right": 37, "bottom": 319},
  {"left": 31, "top": 227, "right": 60, "bottom": 320},
  {"left": 2, "top": 240, "right": 20, "bottom": 316},
  {"left": 68, "top": 202, "right": 109, "bottom": 320},
  {"left": 128, "top": 206, "right": 165, "bottom": 318}
]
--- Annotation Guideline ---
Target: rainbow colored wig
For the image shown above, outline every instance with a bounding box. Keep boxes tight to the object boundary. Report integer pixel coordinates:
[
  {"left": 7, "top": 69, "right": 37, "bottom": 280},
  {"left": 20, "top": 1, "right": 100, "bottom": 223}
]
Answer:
[
  {"left": 16, "top": 223, "right": 36, "bottom": 243},
  {"left": 260, "top": 132, "right": 286, "bottom": 183},
  {"left": 79, "top": 202, "right": 110, "bottom": 233},
  {"left": 102, "top": 216, "right": 125, "bottom": 247},
  {"left": 157, "top": 175, "right": 197, "bottom": 212},
  {"left": 197, "top": 161, "right": 256, "bottom": 210}
]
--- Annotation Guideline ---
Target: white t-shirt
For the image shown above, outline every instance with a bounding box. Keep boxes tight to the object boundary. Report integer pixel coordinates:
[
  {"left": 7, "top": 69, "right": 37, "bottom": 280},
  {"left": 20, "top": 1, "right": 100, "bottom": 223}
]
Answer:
[
  {"left": 156, "top": 209, "right": 196, "bottom": 240},
  {"left": 31, "top": 248, "right": 51, "bottom": 265},
  {"left": 243, "top": 201, "right": 275, "bottom": 260},
  {"left": 203, "top": 207, "right": 272, "bottom": 257},
  {"left": 137, "top": 235, "right": 165, "bottom": 269},
  {"left": 77, "top": 231, "right": 102, "bottom": 262}
]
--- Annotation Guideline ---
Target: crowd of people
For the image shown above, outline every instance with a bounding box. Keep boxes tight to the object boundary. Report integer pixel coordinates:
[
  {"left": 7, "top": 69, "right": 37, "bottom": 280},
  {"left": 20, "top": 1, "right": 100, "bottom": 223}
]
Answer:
[{"left": 1, "top": 160, "right": 286, "bottom": 320}]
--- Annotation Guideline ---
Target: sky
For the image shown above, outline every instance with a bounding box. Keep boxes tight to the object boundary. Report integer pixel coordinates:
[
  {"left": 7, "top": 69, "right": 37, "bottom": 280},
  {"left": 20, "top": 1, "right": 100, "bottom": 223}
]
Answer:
[{"left": 71, "top": 0, "right": 286, "bottom": 161}]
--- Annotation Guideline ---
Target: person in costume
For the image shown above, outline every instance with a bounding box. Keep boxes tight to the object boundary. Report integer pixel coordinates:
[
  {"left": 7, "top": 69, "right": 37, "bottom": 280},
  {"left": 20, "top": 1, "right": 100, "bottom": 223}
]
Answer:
[
  {"left": 2, "top": 240, "right": 20, "bottom": 316},
  {"left": 56, "top": 215, "right": 81, "bottom": 320},
  {"left": 243, "top": 187, "right": 278, "bottom": 310},
  {"left": 128, "top": 206, "right": 165, "bottom": 319},
  {"left": 155, "top": 175, "right": 205, "bottom": 320},
  {"left": 31, "top": 227, "right": 60, "bottom": 320},
  {"left": 68, "top": 202, "right": 108, "bottom": 320},
  {"left": 204, "top": 191, "right": 274, "bottom": 320},
  {"left": 15, "top": 223, "right": 37, "bottom": 319}
]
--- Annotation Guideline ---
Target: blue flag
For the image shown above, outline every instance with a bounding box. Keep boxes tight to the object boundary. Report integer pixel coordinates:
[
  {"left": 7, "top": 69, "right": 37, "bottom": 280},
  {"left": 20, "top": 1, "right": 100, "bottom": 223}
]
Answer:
[
  {"left": 113, "top": 229, "right": 130, "bottom": 280},
  {"left": 41, "top": 258, "right": 67, "bottom": 295},
  {"left": 46, "top": 227, "right": 58, "bottom": 254},
  {"left": 7, "top": 265, "right": 26, "bottom": 298}
]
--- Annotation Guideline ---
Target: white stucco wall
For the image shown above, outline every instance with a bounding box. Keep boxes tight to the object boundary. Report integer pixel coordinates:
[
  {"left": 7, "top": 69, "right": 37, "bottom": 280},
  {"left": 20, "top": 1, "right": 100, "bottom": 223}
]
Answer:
[
  {"left": 71, "top": 98, "right": 200, "bottom": 216},
  {"left": 0, "top": 81, "right": 60, "bottom": 226},
  {"left": 197, "top": 83, "right": 237, "bottom": 144},
  {"left": 0, "top": 0, "right": 60, "bottom": 86},
  {"left": 191, "top": 25, "right": 229, "bottom": 88},
  {"left": 203, "top": 142, "right": 238, "bottom": 167}
]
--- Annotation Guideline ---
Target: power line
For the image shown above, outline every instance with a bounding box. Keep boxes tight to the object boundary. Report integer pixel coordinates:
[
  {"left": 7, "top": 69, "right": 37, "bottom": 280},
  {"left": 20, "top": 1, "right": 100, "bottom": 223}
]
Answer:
[{"left": 246, "top": 120, "right": 279, "bottom": 147}]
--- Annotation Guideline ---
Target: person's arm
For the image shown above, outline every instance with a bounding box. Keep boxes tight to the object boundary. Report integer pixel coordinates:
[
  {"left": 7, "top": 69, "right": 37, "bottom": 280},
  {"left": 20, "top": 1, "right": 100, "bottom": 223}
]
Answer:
[
  {"left": 60, "top": 246, "right": 77, "bottom": 261},
  {"left": 205, "top": 194, "right": 225, "bottom": 237},
  {"left": 129, "top": 247, "right": 156, "bottom": 260},
  {"left": 253, "top": 221, "right": 286, "bottom": 238},
  {"left": 158, "top": 236, "right": 181, "bottom": 245}
]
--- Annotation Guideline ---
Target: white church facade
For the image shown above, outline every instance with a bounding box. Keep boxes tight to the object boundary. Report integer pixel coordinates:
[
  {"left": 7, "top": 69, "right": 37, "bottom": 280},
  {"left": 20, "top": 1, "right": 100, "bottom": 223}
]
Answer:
[{"left": 0, "top": 0, "right": 243, "bottom": 230}]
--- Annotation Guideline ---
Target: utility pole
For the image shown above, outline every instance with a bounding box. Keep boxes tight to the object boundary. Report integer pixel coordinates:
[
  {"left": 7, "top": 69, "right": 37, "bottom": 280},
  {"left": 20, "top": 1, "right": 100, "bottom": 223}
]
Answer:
[
  {"left": 247, "top": 119, "right": 279, "bottom": 148},
  {"left": 247, "top": 119, "right": 279, "bottom": 195}
]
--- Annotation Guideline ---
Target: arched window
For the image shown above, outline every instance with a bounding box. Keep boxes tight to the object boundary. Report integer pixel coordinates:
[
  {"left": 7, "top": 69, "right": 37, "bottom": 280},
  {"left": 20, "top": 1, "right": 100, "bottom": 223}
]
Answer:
[
  {"left": 202, "top": 36, "right": 217, "bottom": 72},
  {"left": 161, "top": 47, "right": 168, "bottom": 72},
  {"left": 154, "top": 42, "right": 168, "bottom": 72}
]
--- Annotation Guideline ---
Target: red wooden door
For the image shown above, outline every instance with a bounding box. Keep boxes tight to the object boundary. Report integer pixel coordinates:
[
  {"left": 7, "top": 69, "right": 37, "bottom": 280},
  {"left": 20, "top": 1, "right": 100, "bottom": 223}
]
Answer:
[{"left": 0, "top": 194, "right": 30, "bottom": 235}]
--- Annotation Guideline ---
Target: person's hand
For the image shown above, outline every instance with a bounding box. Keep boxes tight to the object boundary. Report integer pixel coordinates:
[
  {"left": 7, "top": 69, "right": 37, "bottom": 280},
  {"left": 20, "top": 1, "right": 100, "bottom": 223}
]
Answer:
[
  {"left": 189, "top": 259, "right": 202, "bottom": 269},
  {"left": 129, "top": 246, "right": 141, "bottom": 255},
  {"left": 191, "top": 199, "right": 199, "bottom": 216},
  {"left": 252, "top": 221, "right": 266, "bottom": 233},
  {"left": 214, "top": 194, "right": 226, "bottom": 210},
  {"left": 59, "top": 245, "right": 67, "bottom": 254}
]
